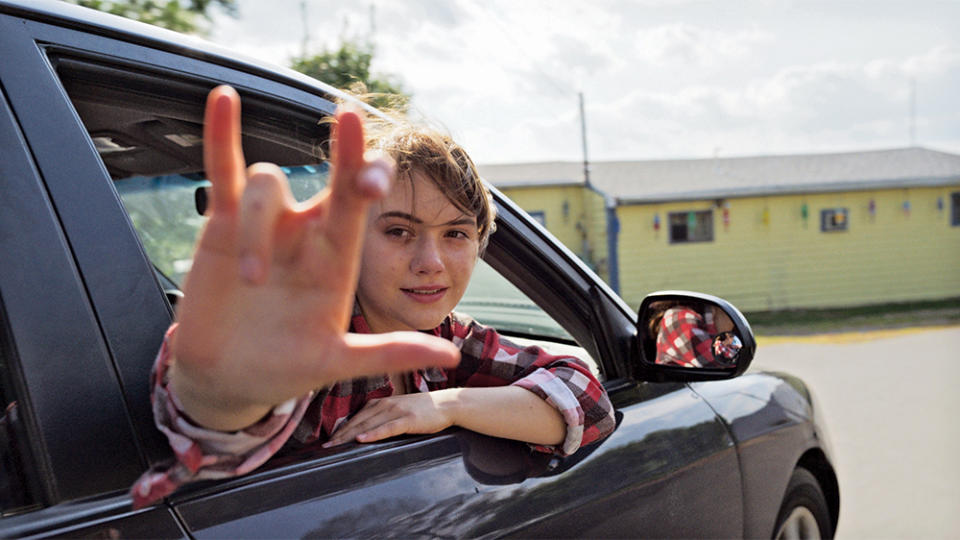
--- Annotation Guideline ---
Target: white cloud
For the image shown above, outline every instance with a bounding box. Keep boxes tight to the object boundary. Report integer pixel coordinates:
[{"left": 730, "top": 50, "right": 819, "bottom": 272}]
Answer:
[
  {"left": 634, "top": 23, "right": 774, "bottom": 67},
  {"left": 206, "top": 1, "right": 960, "bottom": 162}
]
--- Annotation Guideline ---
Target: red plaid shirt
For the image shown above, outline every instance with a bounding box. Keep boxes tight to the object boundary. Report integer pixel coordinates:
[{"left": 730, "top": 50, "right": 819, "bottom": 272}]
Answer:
[
  {"left": 131, "top": 310, "right": 615, "bottom": 508},
  {"left": 655, "top": 306, "right": 730, "bottom": 368}
]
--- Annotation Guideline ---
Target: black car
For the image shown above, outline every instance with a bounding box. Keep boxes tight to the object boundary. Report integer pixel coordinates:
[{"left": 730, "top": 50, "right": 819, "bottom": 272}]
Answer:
[{"left": 0, "top": 1, "right": 838, "bottom": 538}]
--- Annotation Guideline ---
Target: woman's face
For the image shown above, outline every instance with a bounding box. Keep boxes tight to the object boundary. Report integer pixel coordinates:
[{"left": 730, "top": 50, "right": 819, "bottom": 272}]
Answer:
[{"left": 356, "top": 173, "right": 480, "bottom": 333}]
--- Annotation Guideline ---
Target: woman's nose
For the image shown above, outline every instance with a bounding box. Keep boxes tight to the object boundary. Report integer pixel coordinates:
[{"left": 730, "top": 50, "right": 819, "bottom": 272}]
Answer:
[{"left": 411, "top": 236, "right": 444, "bottom": 274}]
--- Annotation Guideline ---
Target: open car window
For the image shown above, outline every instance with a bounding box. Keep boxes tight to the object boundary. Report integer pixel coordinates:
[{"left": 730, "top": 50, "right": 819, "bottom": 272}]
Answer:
[
  {"left": 459, "top": 261, "right": 601, "bottom": 378},
  {"left": 55, "top": 55, "right": 602, "bottom": 380}
]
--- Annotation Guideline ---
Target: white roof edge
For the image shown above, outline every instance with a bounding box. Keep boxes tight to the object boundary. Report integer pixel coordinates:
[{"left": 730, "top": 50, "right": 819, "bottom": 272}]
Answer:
[{"left": 617, "top": 175, "right": 960, "bottom": 205}]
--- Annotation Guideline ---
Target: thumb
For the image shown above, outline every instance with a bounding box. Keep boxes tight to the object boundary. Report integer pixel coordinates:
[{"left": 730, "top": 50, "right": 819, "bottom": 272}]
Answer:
[{"left": 331, "top": 332, "right": 461, "bottom": 380}]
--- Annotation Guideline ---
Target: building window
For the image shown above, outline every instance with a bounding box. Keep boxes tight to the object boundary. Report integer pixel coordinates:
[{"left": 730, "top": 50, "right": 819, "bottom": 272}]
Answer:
[
  {"left": 820, "top": 208, "right": 849, "bottom": 232},
  {"left": 528, "top": 211, "right": 546, "bottom": 226},
  {"left": 669, "top": 210, "right": 713, "bottom": 243},
  {"left": 952, "top": 193, "right": 960, "bottom": 227}
]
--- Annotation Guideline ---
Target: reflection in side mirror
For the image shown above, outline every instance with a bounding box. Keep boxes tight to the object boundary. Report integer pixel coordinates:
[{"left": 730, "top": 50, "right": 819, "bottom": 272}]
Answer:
[{"left": 636, "top": 291, "right": 756, "bottom": 381}]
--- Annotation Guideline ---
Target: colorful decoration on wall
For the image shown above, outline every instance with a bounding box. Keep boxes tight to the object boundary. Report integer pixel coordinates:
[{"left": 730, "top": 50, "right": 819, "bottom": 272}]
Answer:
[
  {"left": 722, "top": 207, "right": 730, "bottom": 228},
  {"left": 868, "top": 198, "right": 876, "bottom": 218},
  {"left": 762, "top": 207, "right": 771, "bottom": 226},
  {"left": 687, "top": 211, "right": 696, "bottom": 229},
  {"left": 653, "top": 213, "right": 661, "bottom": 231},
  {"left": 902, "top": 200, "right": 911, "bottom": 216},
  {"left": 800, "top": 203, "right": 808, "bottom": 221},
  {"left": 938, "top": 197, "right": 945, "bottom": 212}
]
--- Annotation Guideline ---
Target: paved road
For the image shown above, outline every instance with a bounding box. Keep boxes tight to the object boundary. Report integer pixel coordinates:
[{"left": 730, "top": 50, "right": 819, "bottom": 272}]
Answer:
[{"left": 752, "top": 326, "right": 960, "bottom": 539}]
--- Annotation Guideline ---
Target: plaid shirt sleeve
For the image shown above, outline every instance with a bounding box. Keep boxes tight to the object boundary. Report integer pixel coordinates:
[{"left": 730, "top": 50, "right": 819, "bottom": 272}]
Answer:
[
  {"left": 129, "top": 324, "right": 315, "bottom": 509},
  {"left": 437, "top": 312, "right": 616, "bottom": 456},
  {"left": 655, "top": 307, "right": 720, "bottom": 368}
]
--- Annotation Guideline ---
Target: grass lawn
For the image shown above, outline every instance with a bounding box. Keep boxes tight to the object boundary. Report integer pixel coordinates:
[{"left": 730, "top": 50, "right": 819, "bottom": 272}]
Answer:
[{"left": 745, "top": 297, "right": 960, "bottom": 336}]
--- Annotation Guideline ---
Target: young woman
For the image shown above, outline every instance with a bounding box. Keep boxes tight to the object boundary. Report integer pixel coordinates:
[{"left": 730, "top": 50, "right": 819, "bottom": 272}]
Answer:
[{"left": 131, "top": 86, "right": 615, "bottom": 507}]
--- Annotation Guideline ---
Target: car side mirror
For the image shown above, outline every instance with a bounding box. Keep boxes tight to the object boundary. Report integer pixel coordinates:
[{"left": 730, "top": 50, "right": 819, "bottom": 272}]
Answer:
[{"left": 635, "top": 290, "right": 755, "bottom": 382}]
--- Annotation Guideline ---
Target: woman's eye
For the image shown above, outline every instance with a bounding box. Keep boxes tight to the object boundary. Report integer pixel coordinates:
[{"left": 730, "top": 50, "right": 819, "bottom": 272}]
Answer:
[
  {"left": 446, "top": 230, "right": 469, "bottom": 239},
  {"left": 386, "top": 228, "right": 411, "bottom": 239}
]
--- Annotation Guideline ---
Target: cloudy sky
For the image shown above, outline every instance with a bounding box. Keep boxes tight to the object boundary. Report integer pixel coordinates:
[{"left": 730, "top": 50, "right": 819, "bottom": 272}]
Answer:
[{"left": 206, "top": 1, "right": 960, "bottom": 165}]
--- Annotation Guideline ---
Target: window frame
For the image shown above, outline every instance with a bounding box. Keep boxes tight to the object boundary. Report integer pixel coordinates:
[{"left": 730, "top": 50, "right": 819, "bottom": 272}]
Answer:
[
  {"left": 668, "top": 210, "right": 714, "bottom": 244},
  {"left": 820, "top": 207, "right": 849, "bottom": 232}
]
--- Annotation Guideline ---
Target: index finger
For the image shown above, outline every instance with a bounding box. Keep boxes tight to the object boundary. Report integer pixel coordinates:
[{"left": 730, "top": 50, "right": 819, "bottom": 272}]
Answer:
[{"left": 203, "top": 85, "right": 246, "bottom": 215}]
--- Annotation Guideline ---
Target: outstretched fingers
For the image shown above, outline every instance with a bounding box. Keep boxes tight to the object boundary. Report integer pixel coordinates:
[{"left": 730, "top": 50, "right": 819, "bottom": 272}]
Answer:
[
  {"left": 203, "top": 86, "right": 246, "bottom": 216},
  {"left": 323, "top": 109, "right": 392, "bottom": 266},
  {"left": 328, "top": 332, "right": 461, "bottom": 383}
]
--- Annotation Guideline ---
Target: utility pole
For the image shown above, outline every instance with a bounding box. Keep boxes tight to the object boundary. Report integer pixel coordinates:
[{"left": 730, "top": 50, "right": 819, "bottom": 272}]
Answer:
[{"left": 579, "top": 92, "right": 590, "bottom": 186}]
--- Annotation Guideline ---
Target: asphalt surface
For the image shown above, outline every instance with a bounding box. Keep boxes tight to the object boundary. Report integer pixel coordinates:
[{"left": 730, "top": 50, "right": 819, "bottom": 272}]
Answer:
[{"left": 752, "top": 326, "right": 960, "bottom": 539}]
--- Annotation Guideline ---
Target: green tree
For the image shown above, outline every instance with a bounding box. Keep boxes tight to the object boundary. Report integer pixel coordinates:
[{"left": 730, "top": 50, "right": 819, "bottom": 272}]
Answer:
[
  {"left": 65, "top": 0, "right": 236, "bottom": 34},
  {"left": 290, "top": 41, "right": 410, "bottom": 112}
]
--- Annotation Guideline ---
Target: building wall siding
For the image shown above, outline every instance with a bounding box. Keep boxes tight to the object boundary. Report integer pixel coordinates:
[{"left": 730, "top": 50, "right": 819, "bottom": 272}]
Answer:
[
  {"left": 616, "top": 185, "right": 960, "bottom": 311},
  {"left": 498, "top": 185, "right": 609, "bottom": 282},
  {"left": 582, "top": 188, "right": 610, "bottom": 281}
]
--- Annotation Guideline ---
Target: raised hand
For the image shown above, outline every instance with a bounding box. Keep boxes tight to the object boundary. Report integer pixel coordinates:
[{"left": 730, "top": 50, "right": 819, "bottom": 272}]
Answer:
[{"left": 168, "top": 86, "right": 460, "bottom": 431}]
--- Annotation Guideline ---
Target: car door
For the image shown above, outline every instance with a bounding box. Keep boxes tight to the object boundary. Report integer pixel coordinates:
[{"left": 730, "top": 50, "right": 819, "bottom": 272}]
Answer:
[
  {"left": 1, "top": 4, "right": 745, "bottom": 537},
  {"left": 0, "top": 7, "right": 186, "bottom": 538}
]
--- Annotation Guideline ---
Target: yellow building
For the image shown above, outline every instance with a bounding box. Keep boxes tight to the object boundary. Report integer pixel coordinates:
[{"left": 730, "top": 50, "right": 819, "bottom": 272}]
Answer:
[{"left": 480, "top": 147, "right": 960, "bottom": 312}]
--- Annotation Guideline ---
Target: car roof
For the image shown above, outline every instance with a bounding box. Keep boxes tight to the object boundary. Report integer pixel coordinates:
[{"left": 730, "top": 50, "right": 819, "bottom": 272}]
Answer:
[{"left": 0, "top": 0, "right": 364, "bottom": 110}]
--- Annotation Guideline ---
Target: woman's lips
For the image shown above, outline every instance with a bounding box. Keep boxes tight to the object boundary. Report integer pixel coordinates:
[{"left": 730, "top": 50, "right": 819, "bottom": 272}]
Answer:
[{"left": 401, "top": 287, "right": 448, "bottom": 303}]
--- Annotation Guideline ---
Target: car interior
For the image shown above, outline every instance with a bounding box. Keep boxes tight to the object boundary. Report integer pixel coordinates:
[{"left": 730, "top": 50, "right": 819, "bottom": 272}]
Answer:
[{"left": 55, "top": 55, "right": 329, "bottom": 179}]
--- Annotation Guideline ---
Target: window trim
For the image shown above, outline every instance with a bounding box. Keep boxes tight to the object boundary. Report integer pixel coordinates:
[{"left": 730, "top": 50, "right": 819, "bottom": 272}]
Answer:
[
  {"left": 668, "top": 210, "right": 714, "bottom": 244},
  {"left": 820, "top": 207, "right": 849, "bottom": 232}
]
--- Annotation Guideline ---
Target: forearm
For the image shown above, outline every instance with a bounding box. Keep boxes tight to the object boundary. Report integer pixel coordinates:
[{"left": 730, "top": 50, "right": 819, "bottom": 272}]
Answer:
[
  {"left": 442, "top": 385, "right": 566, "bottom": 446},
  {"left": 168, "top": 362, "right": 274, "bottom": 431}
]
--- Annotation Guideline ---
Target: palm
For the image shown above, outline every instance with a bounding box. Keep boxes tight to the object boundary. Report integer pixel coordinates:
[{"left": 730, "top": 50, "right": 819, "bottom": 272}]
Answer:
[{"left": 168, "top": 86, "right": 459, "bottom": 429}]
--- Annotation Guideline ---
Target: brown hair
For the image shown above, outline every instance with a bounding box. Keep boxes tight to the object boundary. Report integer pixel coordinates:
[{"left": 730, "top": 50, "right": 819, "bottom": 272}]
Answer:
[{"left": 326, "top": 88, "right": 496, "bottom": 252}]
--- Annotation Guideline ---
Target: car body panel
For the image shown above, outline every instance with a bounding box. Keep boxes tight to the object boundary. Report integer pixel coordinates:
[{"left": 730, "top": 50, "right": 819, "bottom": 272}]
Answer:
[{"left": 692, "top": 372, "right": 838, "bottom": 537}]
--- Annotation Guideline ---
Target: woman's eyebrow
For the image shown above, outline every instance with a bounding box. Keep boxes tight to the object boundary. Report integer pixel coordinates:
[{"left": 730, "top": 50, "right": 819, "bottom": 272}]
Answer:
[
  {"left": 444, "top": 217, "right": 477, "bottom": 227},
  {"left": 376, "top": 211, "right": 476, "bottom": 227},
  {"left": 377, "top": 211, "right": 422, "bottom": 224}
]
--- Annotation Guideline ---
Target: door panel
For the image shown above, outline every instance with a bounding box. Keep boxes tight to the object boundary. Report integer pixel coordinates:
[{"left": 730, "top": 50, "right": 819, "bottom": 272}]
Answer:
[
  {"left": 0, "top": 45, "right": 143, "bottom": 501},
  {"left": 509, "top": 383, "right": 743, "bottom": 538},
  {"left": 173, "top": 382, "right": 741, "bottom": 538},
  {"left": 176, "top": 436, "right": 483, "bottom": 538},
  {"left": 0, "top": 496, "right": 186, "bottom": 539}
]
